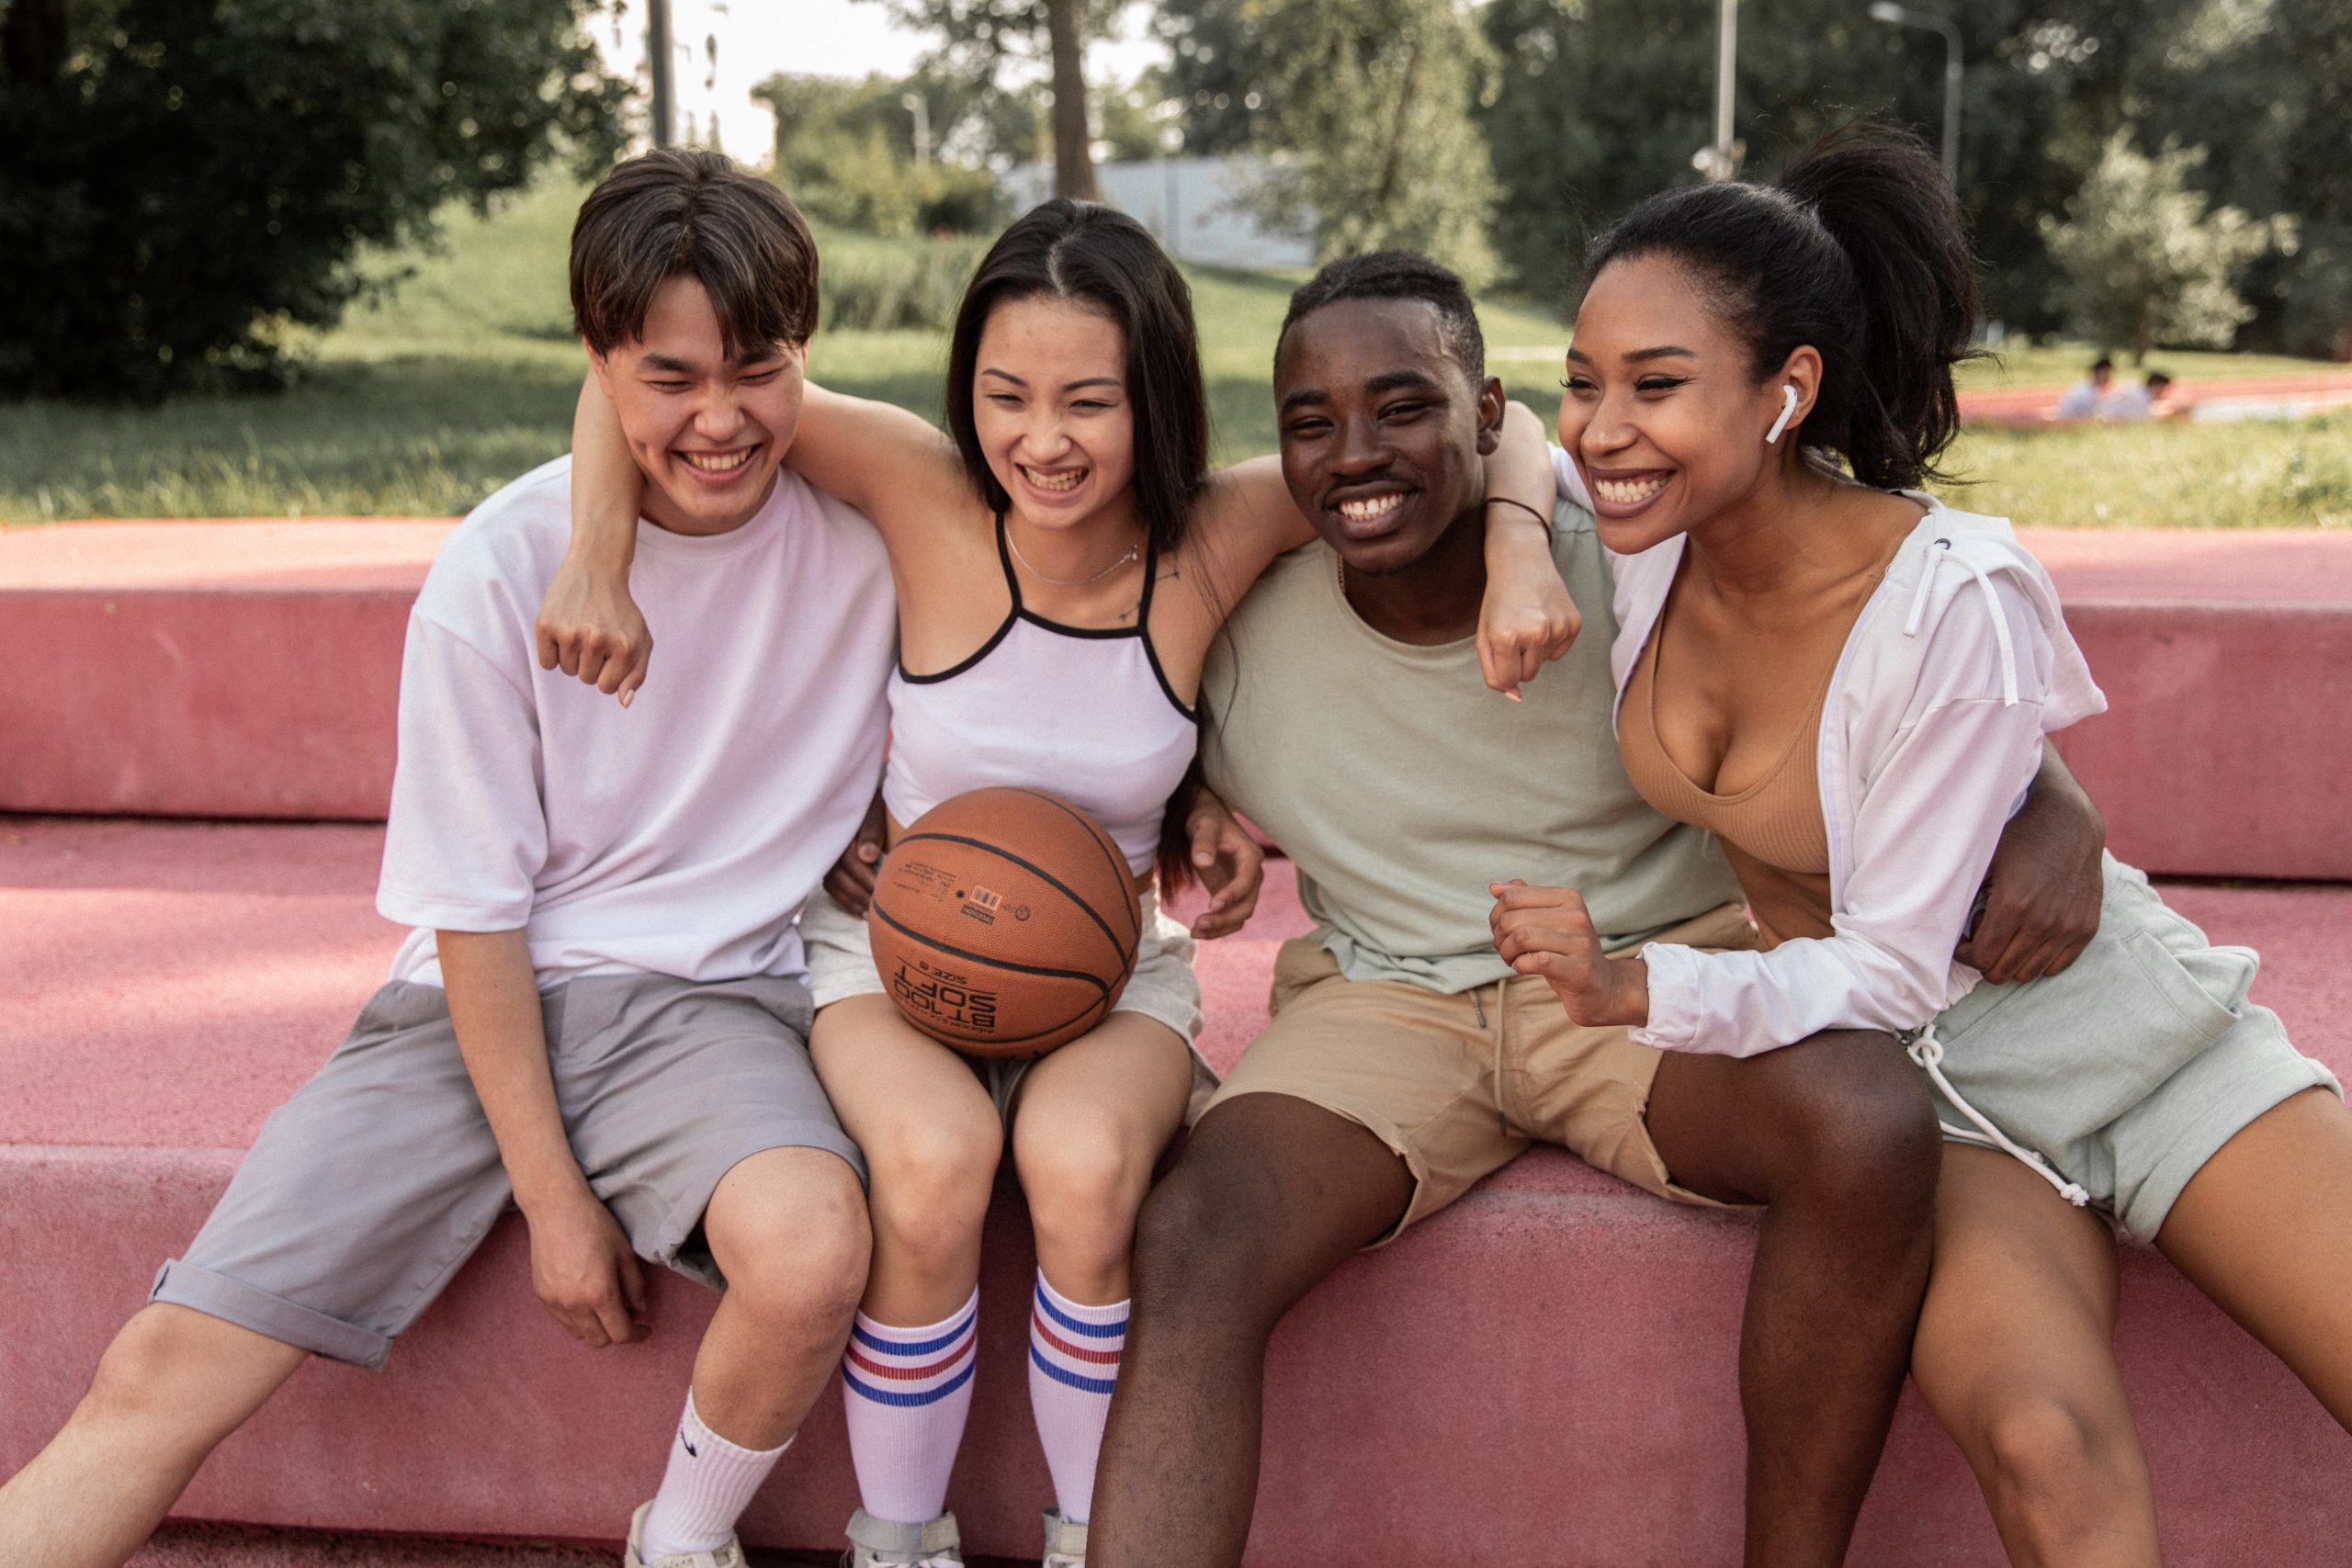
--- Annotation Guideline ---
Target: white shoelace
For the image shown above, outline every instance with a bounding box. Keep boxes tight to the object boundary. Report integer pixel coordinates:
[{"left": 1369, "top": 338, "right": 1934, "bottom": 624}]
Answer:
[{"left": 1905, "top": 1022, "right": 2089, "bottom": 1206}]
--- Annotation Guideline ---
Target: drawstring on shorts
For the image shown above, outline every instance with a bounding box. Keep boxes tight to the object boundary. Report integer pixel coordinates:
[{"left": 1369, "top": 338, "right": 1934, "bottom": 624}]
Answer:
[{"left": 1905, "top": 1022, "right": 2089, "bottom": 1207}]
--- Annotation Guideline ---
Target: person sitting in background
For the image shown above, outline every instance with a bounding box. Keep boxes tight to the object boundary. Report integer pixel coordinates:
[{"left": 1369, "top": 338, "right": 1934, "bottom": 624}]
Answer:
[
  {"left": 2100, "top": 369, "right": 2177, "bottom": 421},
  {"left": 2052, "top": 355, "right": 2113, "bottom": 420}
]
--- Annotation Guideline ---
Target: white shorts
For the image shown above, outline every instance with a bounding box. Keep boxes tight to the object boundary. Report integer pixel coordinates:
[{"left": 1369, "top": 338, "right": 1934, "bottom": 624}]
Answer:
[{"left": 799, "top": 886, "right": 1218, "bottom": 1124}]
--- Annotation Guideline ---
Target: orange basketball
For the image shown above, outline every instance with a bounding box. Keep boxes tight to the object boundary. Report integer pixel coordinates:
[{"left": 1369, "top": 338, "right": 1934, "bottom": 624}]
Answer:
[{"left": 867, "top": 787, "right": 1143, "bottom": 1058}]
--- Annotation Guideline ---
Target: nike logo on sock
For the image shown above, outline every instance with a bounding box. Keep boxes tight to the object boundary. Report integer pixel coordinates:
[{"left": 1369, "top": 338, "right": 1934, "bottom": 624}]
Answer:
[{"left": 680, "top": 1426, "right": 699, "bottom": 1458}]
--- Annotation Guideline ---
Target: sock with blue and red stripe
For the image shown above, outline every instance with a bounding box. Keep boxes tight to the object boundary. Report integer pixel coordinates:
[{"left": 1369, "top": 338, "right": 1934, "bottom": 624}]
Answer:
[
  {"left": 842, "top": 1290, "right": 979, "bottom": 1525},
  {"left": 1027, "top": 1272, "right": 1127, "bottom": 1524}
]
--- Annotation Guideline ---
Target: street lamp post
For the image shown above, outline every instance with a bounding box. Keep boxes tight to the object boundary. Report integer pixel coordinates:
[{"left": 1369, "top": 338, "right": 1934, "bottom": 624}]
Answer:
[
  {"left": 1867, "top": 2, "right": 1962, "bottom": 183},
  {"left": 647, "top": 0, "right": 674, "bottom": 149},
  {"left": 900, "top": 92, "right": 932, "bottom": 168},
  {"left": 1695, "top": 0, "right": 1743, "bottom": 182}
]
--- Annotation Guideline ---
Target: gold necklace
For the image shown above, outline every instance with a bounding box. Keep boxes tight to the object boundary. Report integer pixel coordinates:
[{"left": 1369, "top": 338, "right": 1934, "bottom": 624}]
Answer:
[{"left": 1007, "top": 523, "right": 1140, "bottom": 587}]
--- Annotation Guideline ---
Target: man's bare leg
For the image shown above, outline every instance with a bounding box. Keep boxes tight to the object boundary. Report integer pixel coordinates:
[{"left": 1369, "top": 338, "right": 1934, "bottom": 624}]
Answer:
[
  {"left": 1086, "top": 1094, "right": 1413, "bottom": 1568},
  {"left": 1644, "top": 1030, "right": 1941, "bottom": 1568},
  {"left": 0, "top": 1305, "right": 308, "bottom": 1568},
  {"left": 689, "top": 1145, "right": 873, "bottom": 1446}
]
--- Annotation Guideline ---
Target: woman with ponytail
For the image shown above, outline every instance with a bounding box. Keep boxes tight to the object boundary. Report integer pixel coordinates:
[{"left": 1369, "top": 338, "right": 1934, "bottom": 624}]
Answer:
[{"left": 1495, "top": 122, "right": 2352, "bottom": 1563}]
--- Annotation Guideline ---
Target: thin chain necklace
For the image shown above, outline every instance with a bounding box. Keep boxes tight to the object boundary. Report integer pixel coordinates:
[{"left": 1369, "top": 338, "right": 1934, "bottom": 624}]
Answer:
[{"left": 1007, "top": 520, "right": 1140, "bottom": 587}]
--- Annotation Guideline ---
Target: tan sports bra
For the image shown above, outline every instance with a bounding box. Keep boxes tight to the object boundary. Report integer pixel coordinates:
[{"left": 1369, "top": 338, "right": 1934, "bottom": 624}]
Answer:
[{"left": 1619, "top": 626, "right": 1837, "bottom": 949}]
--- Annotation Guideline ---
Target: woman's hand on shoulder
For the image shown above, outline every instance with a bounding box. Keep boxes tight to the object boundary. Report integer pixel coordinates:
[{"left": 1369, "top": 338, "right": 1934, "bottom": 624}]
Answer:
[
  {"left": 537, "top": 553, "right": 653, "bottom": 705},
  {"left": 1489, "top": 879, "right": 1648, "bottom": 1026},
  {"left": 1183, "top": 791, "right": 1265, "bottom": 940}
]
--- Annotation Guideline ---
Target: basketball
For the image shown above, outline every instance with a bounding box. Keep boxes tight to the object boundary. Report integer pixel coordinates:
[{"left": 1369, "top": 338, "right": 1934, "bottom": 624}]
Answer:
[{"left": 867, "top": 787, "right": 1143, "bottom": 1057}]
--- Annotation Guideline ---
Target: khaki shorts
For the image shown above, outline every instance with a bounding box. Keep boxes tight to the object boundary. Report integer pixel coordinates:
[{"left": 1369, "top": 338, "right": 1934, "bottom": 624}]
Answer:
[{"left": 1207, "top": 902, "right": 1761, "bottom": 1243}]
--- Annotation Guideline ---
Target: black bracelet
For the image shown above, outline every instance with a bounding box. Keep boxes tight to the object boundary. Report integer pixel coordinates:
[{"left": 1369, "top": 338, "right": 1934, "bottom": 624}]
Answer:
[{"left": 1485, "top": 495, "right": 1553, "bottom": 531}]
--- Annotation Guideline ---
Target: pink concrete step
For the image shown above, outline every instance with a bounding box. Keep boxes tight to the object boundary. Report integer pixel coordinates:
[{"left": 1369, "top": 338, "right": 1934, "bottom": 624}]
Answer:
[
  {"left": 0, "top": 521, "right": 450, "bottom": 821},
  {"left": 5, "top": 521, "right": 2346, "bottom": 878},
  {"left": 5, "top": 818, "right": 2348, "bottom": 1565}
]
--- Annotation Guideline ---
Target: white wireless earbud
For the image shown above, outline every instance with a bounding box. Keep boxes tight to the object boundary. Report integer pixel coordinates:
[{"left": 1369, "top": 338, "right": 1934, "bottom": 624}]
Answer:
[{"left": 1765, "top": 384, "right": 1800, "bottom": 445}]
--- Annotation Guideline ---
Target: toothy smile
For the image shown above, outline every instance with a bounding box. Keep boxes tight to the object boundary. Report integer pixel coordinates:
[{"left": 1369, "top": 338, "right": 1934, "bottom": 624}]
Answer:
[
  {"left": 680, "top": 447, "right": 754, "bottom": 474},
  {"left": 1336, "top": 493, "right": 1404, "bottom": 523},
  {"left": 1021, "top": 465, "right": 1086, "bottom": 493},
  {"left": 1592, "top": 475, "right": 1670, "bottom": 506}
]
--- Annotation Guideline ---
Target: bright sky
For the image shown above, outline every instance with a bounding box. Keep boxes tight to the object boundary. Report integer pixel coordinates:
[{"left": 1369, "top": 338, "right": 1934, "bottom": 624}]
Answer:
[{"left": 594, "top": 0, "right": 1163, "bottom": 163}]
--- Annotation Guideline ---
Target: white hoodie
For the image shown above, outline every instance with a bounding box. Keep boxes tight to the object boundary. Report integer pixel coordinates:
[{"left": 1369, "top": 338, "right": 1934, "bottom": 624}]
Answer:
[{"left": 1556, "top": 450, "right": 2108, "bottom": 1056}]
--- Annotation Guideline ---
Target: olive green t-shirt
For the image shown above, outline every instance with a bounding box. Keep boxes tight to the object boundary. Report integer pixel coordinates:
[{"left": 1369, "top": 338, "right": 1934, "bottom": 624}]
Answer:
[{"left": 1200, "top": 496, "right": 1738, "bottom": 993}]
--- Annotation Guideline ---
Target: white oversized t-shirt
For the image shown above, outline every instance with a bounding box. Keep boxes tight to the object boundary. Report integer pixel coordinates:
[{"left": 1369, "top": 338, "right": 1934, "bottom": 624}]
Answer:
[{"left": 376, "top": 456, "right": 896, "bottom": 988}]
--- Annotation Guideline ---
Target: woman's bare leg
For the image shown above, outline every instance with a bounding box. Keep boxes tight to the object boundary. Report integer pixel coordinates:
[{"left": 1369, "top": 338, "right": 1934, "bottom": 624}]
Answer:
[
  {"left": 1009, "top": 1012, "right": 1195, "bottom": 1303},
  {"left": 2154, "top": 1088, "right": 2352, "bottom": 1428},
  {"left": 1911, "top": 1146, "right": 2159, "bottom": 1568},
  {"left": 810, "top": 995, "right": 1003, "bottom": 1325}
]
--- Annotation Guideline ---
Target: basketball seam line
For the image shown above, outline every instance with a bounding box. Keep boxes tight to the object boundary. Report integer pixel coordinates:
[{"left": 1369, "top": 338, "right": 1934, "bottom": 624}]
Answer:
[
  {"left": 1000, "top": 789, "right": 1144, "bottom": 950},
  {"left": 868, "top": 902, "right": 1114, "bottom": 995},
  {"left": 889, "top": 830, "right": 1134, "bottom": 978}
]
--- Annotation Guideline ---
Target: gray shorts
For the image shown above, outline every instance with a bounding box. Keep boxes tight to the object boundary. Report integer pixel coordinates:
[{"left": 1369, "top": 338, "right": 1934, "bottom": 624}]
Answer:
[
  {"left": 1928, "top": 855, "right": 2340, "bottom": 1240},
  {"left": 800, "top": 886, "right": 1219, "bottom": 1125},
  {"left": 151, "top": 972, "right": 862, "bottom": 1370}
]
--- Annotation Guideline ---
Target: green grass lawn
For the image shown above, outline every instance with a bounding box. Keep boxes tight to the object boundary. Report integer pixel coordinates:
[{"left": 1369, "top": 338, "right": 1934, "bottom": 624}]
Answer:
[{"left": 3, "top": 179, "right": 2344, "bottom": 526}]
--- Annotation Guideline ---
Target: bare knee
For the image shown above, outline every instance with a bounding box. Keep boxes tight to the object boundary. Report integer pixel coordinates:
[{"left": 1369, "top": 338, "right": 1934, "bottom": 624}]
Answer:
[
  {"left": 1020, "top": 1120, "right": 1158, "bottom": 1274},
  {"left": 865, "top": 1112, "right": 1001, "bottom": 1270},
  {"left": 82, "top": 1304, "right": 301, "bottom": 1439},
  {"left": 1131, "top": 1160, "right": 1283, "bottom": 1328},
  {"left": 708, "top": 1156, "right": 873, "bottom": 1337},
  {"left": 1973, "top": 1389, "right": 2144, "bottom": 1541},
  {"left": 1765, "top": 1030, "right": 1940, "bottom": 1214}
]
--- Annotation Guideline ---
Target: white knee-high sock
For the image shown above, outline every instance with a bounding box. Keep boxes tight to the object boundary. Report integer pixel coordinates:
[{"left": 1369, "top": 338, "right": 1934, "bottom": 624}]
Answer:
[
  {"left": 639, "top": 1388, "right": 792, "bottom": 1560},
  {"left": 842, "top": 1291, "right": 980, "bottom": 1524},
  {"left": 1027, "top": 1272, "right": 1127, "bottom": 1524}
]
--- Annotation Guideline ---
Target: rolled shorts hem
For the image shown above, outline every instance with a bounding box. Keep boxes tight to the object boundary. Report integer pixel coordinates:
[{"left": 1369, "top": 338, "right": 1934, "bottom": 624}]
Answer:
[
  {"left": 652, "top": 1121, "right": 870, "bottom": 1291},
  {"left": 150, "top": 1258, "right": 390, "bottom": 1371},
  {"left": 1202, "top": 1086, "right": 1443, "bottom": 1249},
  {"left": 2117, "top": 1057, "right": 2341, "bottom": 1242}
]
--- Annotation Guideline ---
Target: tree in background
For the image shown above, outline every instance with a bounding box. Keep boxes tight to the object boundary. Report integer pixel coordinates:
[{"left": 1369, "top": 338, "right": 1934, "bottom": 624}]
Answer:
[
  {"left": 858, "top": 0, "right": 1120, "bottom": 198},
  {"left": 1144, "top": 0, "right": 1271, "bottom": 155},
  {"left": 0, "top": 0, "right": 624, "bottom": 400},
  {"left": 1240, "top": 0, "right": 1501, "bottom": 288},
  {"left": 755, "top": 72, "right": 1001, "bottom": 235},
  {"left": 2134, "top": 0, "right": 2352, "bottom": 355},
  {"left": 1476, "top": 0, "right": 2172, "bottom": 326},
  {"left": 2043, "top": 130, "right": 2290, "bottom": 357}
]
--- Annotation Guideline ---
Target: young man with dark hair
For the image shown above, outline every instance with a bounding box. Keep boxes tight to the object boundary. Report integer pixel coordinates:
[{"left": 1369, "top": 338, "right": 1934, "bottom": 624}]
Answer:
[
  {"left": 0, "top": 150, "right": 894, "bottom": 1568},
  {"left": 1084, "top": 252, "right": 2109, "bottom": 1568}
]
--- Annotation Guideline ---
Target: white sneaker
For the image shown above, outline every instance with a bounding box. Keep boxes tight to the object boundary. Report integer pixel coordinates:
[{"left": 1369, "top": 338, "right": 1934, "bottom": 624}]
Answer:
[
  {"left": 622, "top": 1500, "right": 747, "bottom": 1568},
  {"left": 842, "top": 1506, "right": 964, "bottom": 1567},
  {"left": 1042, "top": 1506, "right": 1088, "bottom": 1568}
]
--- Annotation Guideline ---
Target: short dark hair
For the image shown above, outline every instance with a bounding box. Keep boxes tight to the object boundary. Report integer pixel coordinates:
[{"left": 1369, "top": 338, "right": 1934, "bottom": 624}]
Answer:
[
  {"left": 571, "top": 149, "right": 819, "bottom": 357},
  {"left": 1275, "top": 251, "right": 1486, "bottom": 384},
  {"left": 2092, "top": 356, "right": 2115, "bottom": 374},
  {"left": 2146, "top": 371, "right": 2173, "bottom": 390},
  {"left": 943, "top": 200, "right": 1209, "bottom": 559},
  {"left": 1583, "top": 120, "right": 1982, "bottom": 491}
]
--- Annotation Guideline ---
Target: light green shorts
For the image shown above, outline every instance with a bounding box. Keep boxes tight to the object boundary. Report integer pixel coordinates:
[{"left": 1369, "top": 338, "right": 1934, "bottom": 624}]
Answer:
[{"left": 1927, "top": 855, "right": 2339, "bottom": 1240}]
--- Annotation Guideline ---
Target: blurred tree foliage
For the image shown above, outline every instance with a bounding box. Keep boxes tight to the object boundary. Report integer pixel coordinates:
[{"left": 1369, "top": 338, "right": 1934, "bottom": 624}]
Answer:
[
  {"left": 854, "top": 0, "right": 1125, "bottom": 197},
  {"left": 755, "top": 72, "right": 1003, "bottom": 235},
  {"left": 2043, "top": 130, "right": 2290, "bottom": 356},
  {"left": 0, "top": 0, "right": 625, "bottom": 400},
  {"left": 1241, "top": 0, "right": 1499, "bottom": 286},
  {"left": 1469, "top": 0, "right": 2347, "bottom": 350}
]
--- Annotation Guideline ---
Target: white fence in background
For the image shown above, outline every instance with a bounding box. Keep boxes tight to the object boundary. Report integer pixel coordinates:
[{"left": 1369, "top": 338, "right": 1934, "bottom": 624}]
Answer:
[{"left": 999, "top": 156, "right": 1314, "bottom": 270}]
